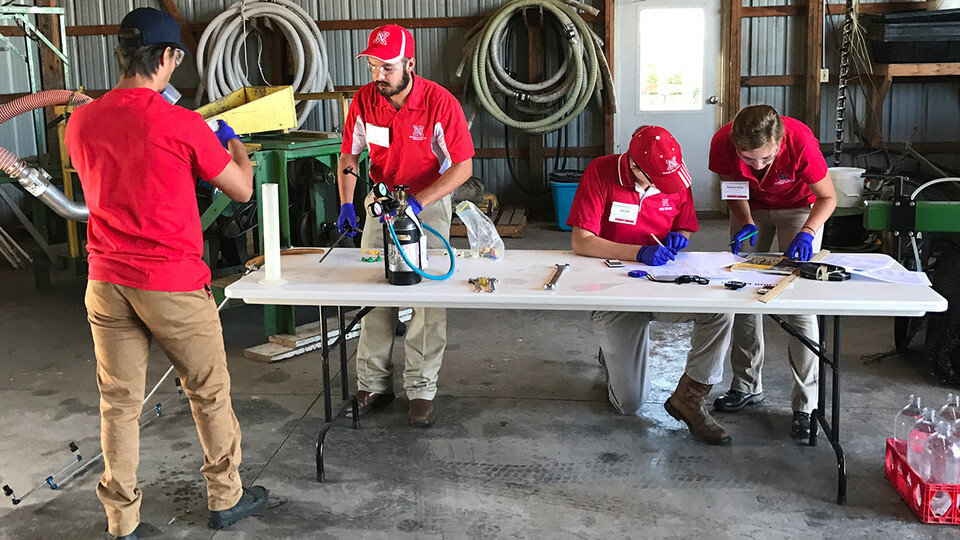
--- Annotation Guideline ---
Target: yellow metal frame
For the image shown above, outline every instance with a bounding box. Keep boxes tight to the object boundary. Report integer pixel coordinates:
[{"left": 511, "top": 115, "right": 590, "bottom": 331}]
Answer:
[
  {"left": 54, "top": 105, "right": 82, "bottom": 262},
  {"left": 195, "top": 86, "right": 298, "bottom": 135}
]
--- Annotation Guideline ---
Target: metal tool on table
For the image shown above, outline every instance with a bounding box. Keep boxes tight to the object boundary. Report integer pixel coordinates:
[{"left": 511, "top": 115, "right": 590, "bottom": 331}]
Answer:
[
  {"left": 544, "top": 263, "right": 570, "bottom": 290},
  {"left": 468, "top": 277, "right": 483, "bottom": 293},
  {"left": 467, "top": 277, "right": 498, "bottom": 293},
  {"left": 318, "top": 225, "right": 359, "bottom": 266}
]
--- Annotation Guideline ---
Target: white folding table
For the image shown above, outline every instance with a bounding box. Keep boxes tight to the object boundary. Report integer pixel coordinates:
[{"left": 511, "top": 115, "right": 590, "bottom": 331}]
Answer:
[{"left": 225, "top": 249, "right": 947, "bottom": 503}]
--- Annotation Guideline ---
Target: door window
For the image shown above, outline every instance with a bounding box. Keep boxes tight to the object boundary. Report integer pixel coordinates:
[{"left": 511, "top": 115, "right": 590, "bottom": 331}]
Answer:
[{"left": 638, "top": 8, "right": 705, "bottom": 112}]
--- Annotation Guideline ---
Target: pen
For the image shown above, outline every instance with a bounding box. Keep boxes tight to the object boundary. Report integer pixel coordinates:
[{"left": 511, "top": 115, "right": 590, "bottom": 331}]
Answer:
[
  {"left": 650, "top": 233, "right": 697, "bottom": 271},
  {"left": 729, "top": 230, "right": 758, "bottom": 246},
  {"left": 650, "top": 233, "right": 666, "bottom": 248}
]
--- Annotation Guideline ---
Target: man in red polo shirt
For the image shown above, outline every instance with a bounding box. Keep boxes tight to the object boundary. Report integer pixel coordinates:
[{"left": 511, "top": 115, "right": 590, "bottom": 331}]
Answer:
[
  {"left": 65, "top": 8, "right": 267, "bottom": 539},
  {"left": 336, "top": 24, "right": 475, "bottom": 427},
  {"left": 567, "top": 126, "right": 734, "bottom": 445},
  {"left": 708, "top": 104, "right": 836, "bottom": 443}
]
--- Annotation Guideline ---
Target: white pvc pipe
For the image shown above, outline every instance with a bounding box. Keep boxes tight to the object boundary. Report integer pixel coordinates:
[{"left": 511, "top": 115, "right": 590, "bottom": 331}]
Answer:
[{"left": 259, "top": 183, "right": 286, "bottom": 284}]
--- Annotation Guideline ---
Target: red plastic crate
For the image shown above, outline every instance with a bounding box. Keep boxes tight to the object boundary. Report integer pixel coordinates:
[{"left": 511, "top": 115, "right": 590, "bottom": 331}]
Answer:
[{"left": 885, "top": 438, "right": 960, "bottom": 524}]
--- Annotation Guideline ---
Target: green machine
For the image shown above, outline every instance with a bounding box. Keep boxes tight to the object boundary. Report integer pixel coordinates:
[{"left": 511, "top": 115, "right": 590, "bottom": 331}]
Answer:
[
  {"left": 861, "top": 174, "right": 960, "bottom": 379},
  {"left": 203, "top": 132, "right": 367, "bottom": 337}
]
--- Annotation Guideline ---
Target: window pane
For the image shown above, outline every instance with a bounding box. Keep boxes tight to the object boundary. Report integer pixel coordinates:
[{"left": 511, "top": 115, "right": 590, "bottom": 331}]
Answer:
[{"left": 638, "top": 8, "right": 705, "bottom": 112}]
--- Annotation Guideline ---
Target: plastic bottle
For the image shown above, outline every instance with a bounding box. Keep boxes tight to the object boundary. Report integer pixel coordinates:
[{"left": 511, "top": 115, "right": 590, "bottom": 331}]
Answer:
[
  {"left": 938, "top": 393, "right": 960, "bottom": 423},
  {"left": 922, "top": 421, "right": 960, "bottom": 517},
  {"left": 907, "top": 408, "right": 938, "bottom": 474},
  {"left": 894, "top": 394, "right": 923, "bottom": 444}
]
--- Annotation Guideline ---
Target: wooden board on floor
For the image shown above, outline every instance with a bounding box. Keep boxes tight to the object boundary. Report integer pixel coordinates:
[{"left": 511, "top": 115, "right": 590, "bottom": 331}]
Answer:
[
  {"left": 244, "top": 309, "right": 412, "bottom": 363},
  {"left": 450, "top": 205, "right": 526, "bottom": 238}
]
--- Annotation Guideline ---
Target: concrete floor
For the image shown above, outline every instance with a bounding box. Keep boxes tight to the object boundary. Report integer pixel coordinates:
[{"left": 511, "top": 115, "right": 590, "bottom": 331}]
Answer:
[{"left": 0, "top": 216, "right": 956, "bottom": 539}]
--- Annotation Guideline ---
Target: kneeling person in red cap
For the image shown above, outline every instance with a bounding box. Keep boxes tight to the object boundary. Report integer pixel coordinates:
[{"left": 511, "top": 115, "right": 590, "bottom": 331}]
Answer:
[{"left": 566, "top": 126, "right": 734, "bottom": 445}]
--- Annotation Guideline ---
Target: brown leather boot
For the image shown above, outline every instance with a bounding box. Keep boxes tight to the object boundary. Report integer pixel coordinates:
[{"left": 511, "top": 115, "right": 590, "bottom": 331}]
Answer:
[
  {"left": 408, "top": 399, "right": 436, "bottom": 428},
  {"left": 664, "top": 374, "right": 732, "bottom": 445}
]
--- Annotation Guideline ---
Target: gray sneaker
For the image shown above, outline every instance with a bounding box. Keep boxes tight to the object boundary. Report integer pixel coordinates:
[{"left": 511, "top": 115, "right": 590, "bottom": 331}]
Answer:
[{"left": 208, "top": 486, "right": 269, "bottom": 529}]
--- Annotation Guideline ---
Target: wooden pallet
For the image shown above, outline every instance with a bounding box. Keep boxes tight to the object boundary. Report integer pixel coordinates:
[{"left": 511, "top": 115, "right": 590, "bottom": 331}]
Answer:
[
  {"left": 450, "top": 205, "right": 526, "bottom": 238},
  {"left": 244, "top": 309, "right": 413, "bottom": 362}
]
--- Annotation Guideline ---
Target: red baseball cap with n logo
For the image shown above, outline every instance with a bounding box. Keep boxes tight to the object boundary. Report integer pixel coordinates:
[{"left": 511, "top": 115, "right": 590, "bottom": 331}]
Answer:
[
  {"left": 358, "top": 24, "right": 415, "bottom": 63},
  {"left": 628, "top": 125, "right": 693, "bottom": 194}
]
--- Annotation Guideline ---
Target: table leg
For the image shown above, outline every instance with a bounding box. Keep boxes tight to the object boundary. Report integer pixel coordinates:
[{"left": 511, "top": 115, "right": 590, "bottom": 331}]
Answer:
[
  {"left": 829, "top": 316, "right": 847, "bottom": 504},
  {"left": 316, "top": 306, "right": 374, "bottom": 482},
  {"left": 768, "top": 314, "right": 847, "bottom": 504}
]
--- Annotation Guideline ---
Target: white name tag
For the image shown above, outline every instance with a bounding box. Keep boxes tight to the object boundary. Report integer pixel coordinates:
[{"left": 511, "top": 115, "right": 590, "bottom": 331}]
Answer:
[
  {"left": 609, "top": 201, "right": 639, "bottom": 225},
  {"left": 721, "top": 181, "right": 750, "bottom": 200},
  {"left": 366, "top": 123, "right": 390, "bottom": 148}
]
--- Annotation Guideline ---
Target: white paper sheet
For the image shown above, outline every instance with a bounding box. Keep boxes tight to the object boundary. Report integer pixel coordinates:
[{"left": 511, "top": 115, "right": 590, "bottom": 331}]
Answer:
[
  {"left": 856, "top": 268, "right": 932, "bottom": 286},
  {"left": 655, "top": 251, "right": 744, "bottom": 278},
  {"left": 824, "top": 254, "right": 895, "bottom": 272}
]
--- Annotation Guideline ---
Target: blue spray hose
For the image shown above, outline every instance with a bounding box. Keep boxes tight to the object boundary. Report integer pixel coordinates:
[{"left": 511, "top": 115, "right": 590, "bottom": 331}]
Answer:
[{"left": 387, "top": 221, "right": 456, "bottom": 280}]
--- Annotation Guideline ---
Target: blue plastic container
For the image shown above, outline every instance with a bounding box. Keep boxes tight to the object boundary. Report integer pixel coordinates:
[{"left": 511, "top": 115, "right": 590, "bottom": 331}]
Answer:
[{"left": 550, "top": 180, "right": 579, "bottom": 231}]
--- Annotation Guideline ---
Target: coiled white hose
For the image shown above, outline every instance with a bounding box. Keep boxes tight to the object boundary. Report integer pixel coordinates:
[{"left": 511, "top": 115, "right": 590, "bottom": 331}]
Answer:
[
  {"left": 457, "top": 0, "right": 616, "bottom": 135},
  {"left": 196, "top": 0, "right": 333, "bottom": 126}
]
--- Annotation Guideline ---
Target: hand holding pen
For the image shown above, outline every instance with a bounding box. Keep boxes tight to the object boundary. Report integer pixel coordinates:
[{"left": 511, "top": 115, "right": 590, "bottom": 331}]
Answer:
[{"left": 730, "top": 224, "right": 758, "bottom": 255}]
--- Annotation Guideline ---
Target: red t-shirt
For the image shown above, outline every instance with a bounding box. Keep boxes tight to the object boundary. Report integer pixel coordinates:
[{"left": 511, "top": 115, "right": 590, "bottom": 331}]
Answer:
[
  {"left": 65, "top": 88, "right": 231, "bottom": 291},
  {"left": 341, "top": 74, "right": 475, "bottom": 195},
  {"left": 566, "top": 153, "right": 699, "bottom": 245},
  {"left": 708, "top": 116, "right": 829, "bottom": 210}
]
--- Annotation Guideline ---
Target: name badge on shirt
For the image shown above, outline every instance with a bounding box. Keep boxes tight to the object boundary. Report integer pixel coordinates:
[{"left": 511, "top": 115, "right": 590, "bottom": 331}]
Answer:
[
  {"left": 721, "top": 181, "right": 750, "bottom": 200},
  {"left": 609, "top": 201, "right": 639, "bottom": 225},
  {"left": 366, "top": 123, "right": 390, "bottom": 148}
]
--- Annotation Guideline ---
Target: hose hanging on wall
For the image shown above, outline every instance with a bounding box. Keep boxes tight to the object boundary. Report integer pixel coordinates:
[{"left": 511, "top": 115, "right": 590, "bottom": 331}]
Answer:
[
  {"left": 0, "top": 90, "right": 92, "bottom": 222},
  {"left": 457, "top": 0, "right": 616, "bottom": 135},
  {"left": 195, "top": 0, "right": 333, "bottom": 127}
]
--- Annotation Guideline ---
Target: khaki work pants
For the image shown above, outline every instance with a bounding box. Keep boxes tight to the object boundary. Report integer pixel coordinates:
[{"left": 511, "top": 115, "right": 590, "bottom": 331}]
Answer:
[
  {"left": 357, "top": 193, "right": 452, "bottom": 400},
  {"left": 85, "top": 281, "right": 243, "bottom": 537},
  {"left": 730, "top": 206, "right": 823, "bottom": 413},
  {"left": 592, "top": 310, "right": 734, "bottom": 415}
]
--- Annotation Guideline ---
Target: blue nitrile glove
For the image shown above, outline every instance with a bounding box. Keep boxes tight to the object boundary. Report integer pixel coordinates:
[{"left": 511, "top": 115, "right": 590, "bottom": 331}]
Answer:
[
  {"left": 380, "top": 196, "right": 424, "bottom": 223},
  {"left": 637, "top": 245, "right": 676, "bottom": 266},
  {"left": 406, "top": 195, "right": 423, "bottom": 216},
  {"left": 214, "top": 119, "right": 238, "bottom": 148},
  {"left": 665, "top": 232, "right": 689, "bottom": 253},
  {"left": 336, "top": 203, "right": 357, "bottom": 237},
  {"left": 730, "top": 224, "right": 758, "bottom": 255},
  {"left": 784, "top": 231, "right": 814, "bottom": 261}
]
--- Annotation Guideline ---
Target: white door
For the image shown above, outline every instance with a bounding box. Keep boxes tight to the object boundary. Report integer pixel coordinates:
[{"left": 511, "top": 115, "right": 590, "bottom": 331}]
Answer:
[{"left": 614, "top": 0, "right": 723, "bottom": 211}]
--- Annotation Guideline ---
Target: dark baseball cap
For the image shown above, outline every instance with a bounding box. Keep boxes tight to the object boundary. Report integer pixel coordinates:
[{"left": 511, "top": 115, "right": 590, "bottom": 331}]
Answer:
[{"left": 118, "top": 8, "right": 188, "bottom": 51}]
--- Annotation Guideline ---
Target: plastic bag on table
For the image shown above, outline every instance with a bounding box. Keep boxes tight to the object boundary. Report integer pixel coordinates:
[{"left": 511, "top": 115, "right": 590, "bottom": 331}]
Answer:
[{"left": 455, "top": 201, "right": 504, "bottom": 259}]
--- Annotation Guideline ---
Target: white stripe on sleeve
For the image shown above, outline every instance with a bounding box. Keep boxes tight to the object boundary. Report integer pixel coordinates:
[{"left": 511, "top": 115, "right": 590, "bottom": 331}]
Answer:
[
  {"left": 431, "top": 121, "right": 452, "bottom": 174},
  {"left": 351, "top": 115, "right": 367, "bottom": 155}
]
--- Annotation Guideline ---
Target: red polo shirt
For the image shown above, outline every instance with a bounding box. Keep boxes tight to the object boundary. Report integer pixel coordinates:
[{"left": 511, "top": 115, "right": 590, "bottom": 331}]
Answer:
[
  {"left": 566, "top": 153, "right": 699, "bottom": 245},
  {"left": 708, "top": 116, "right": 829, "bottom": 210},
  {"left": 65, "top": 88, "right": 231, "bottom": 292},
  {"left": 341, "top": 74, "right": 475, "bottom": 195}
]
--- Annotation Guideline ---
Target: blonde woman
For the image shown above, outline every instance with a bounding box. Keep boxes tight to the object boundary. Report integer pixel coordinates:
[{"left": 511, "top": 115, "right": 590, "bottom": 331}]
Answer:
[{"left": 708, "top": 104, "right": 836, "bottom": 443}]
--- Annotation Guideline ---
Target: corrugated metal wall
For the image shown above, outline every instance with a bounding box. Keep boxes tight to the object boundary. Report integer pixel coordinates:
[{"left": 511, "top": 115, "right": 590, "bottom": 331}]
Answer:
[
  {"left": 0, "top": 34, "right": 36, "bottom": 159},
  {"left": 740, "top": 0, "right": 960, "bottom": 162},
  {"left": 4, "top": 0, "right": 604, "bottom": 211},
  {"left": 2, "top": 0, "right": 956, "bottom": 203}
]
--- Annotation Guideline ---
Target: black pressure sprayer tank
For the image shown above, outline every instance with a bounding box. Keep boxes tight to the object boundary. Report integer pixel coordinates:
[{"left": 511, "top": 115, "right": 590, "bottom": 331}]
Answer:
[{"left": 382, "top": 185, "right": 423, "bottom": 285}]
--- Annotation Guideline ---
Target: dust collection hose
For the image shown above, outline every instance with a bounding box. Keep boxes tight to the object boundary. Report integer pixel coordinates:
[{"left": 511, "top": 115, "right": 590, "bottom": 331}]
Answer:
[
  {"left": 195, "top": 0, "right": 333, "bottom": 126},
  {"left": 458, "top": 0, "right": 616, "bottom": 135},
  {"left": 0, "top": 90, "right": 92, "bottom": 222},
  {"left": 388, "top": 221, "right": 456, "bottom": 280}
]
